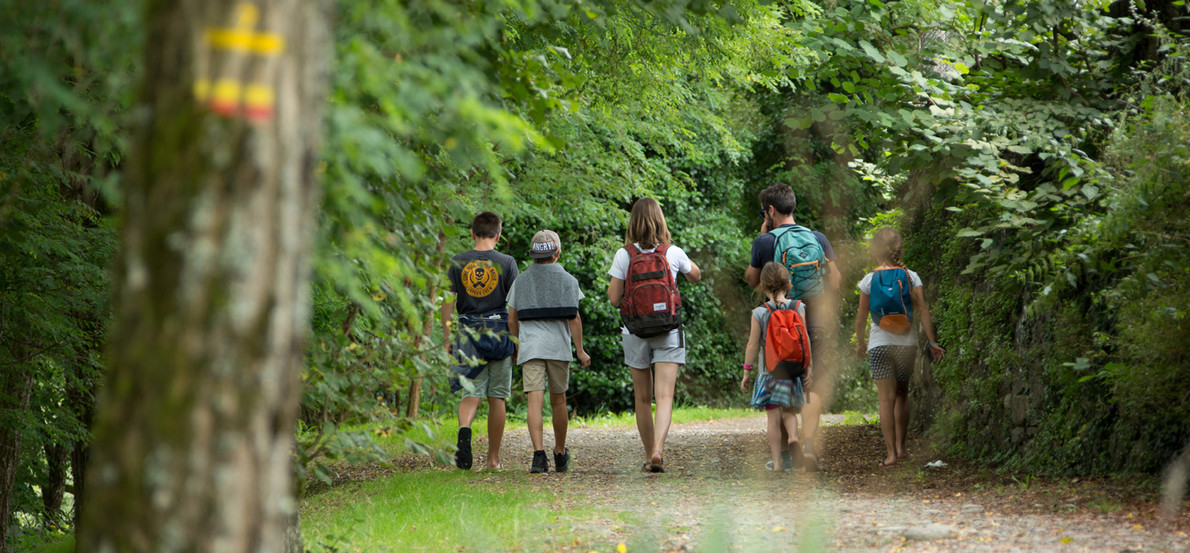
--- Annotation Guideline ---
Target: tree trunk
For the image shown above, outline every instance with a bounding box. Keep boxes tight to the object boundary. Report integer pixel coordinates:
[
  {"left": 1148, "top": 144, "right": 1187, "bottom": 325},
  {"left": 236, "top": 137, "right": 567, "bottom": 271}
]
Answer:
[
  {"left": 0, "top": 371, "right": 33, "bottom": 553},
  {"left": 405, "top": 231, "right": 448, "bottom": 419},
  {"left": 77, "top": 1, "right": 329, "bottom": 552},
  {"left": 68, "top": 358, "right": 96, "bottom": 530},
  {"left": 42, "top": 443, "right": 68, "bottom": 528}
]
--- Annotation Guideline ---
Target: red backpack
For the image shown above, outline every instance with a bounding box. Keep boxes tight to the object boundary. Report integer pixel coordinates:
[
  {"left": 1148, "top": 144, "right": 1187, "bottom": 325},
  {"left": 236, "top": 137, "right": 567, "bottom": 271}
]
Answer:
[
  {"left": 764, "top": 300, "right": 810, "bottom": 380},
  {"left": 620, "top": 244, "right": 682, "bottom": 338}
]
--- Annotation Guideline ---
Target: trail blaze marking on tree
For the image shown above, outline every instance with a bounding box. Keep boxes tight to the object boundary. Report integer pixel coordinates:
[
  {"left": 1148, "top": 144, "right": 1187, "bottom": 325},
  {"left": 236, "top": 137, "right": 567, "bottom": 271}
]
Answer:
[{"left": 193, "top": 3, "right": 284, "bottom": 122}]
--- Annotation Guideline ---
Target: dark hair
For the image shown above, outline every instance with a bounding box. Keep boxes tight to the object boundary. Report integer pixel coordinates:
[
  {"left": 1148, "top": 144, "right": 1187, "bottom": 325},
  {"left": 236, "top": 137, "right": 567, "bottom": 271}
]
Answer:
[
  {"left": 625, "top": 198, "right": 671, "bottom": 250},
  {"left": 758, "top": 183, "right": 797, "bottom": 216},
  {"left": 872, "top": 227, "right": 904, "bottom": 266},
  {"left": 471, "top": 211, "right": 502, "bottom": 239},
  {"left": 759, "top": 262, "right": 792, "bottom": 300}
]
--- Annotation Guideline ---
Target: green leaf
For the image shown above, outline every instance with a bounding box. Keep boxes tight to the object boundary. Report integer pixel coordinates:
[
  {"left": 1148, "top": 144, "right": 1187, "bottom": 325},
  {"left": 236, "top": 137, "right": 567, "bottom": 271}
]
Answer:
[
  {"left": 828, "top": 92, "right": 849, "bottom": 104},
  {"left": 858, "top": 40, "right": 886, "bottom": 63}
]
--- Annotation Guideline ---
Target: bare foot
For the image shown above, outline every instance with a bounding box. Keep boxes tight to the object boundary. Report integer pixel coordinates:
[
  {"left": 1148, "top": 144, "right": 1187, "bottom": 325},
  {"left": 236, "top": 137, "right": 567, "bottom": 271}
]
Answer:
[{"left": 649, "top": 451, "right": 663, "bottom": 469}]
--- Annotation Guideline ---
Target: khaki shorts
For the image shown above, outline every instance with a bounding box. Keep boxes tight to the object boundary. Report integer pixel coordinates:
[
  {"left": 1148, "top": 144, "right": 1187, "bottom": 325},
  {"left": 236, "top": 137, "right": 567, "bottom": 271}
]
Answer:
[{"left": 522, "top": 359, "right": 570, "bottom": 394}]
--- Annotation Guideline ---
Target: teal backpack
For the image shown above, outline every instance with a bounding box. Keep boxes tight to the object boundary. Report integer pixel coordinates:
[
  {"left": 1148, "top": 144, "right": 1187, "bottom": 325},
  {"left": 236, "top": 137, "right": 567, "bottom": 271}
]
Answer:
[{"left": 771, "top": 225, "right": 827, "bottom": 300}]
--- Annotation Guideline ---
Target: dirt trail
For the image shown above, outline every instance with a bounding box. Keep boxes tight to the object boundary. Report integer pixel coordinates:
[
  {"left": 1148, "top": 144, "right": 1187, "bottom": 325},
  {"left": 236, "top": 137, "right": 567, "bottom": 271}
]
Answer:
[{"left": 381, "top": 416, "right": 1190, "bottom": 552}]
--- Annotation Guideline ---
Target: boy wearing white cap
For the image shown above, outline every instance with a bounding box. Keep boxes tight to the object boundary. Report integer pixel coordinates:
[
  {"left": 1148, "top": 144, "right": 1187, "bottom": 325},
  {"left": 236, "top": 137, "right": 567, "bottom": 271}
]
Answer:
[{"left": 507, "top": 230, "right": 591, "bottom": 473}]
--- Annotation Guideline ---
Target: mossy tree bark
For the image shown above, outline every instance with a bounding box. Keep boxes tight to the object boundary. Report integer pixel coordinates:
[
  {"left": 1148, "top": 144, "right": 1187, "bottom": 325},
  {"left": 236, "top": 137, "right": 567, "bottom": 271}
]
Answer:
[{"left": 77, "top": 0, "right": 328, "bottom": 551}]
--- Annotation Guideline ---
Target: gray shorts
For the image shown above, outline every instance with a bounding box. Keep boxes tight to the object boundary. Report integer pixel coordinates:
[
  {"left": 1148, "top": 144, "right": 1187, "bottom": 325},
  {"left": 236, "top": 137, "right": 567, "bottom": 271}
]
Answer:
[
  {"left": 621, "top": 328, "right": 686, "bottom": 369},
  {"left": 459, "top": 356, "right": 513, "bottom": 399}
]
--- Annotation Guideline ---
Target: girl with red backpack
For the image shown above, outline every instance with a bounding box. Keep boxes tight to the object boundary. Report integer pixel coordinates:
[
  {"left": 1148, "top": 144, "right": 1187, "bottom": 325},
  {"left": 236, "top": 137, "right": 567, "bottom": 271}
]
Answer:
[
  {"left": 854, "top": 228, "right": 946, "bottom": 468},
  {"left": 739, "top": 262, "right": 811, "bottom": 472},
  {"left": 607, "top": 198, "right": 702, "bottom": 473}
]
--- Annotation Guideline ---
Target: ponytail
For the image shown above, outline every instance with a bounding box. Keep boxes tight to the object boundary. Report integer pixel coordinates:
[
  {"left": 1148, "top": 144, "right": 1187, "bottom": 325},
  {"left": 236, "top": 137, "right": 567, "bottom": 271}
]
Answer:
[{"left": 872, "top": 228, "right": 905, "bottom": 266}]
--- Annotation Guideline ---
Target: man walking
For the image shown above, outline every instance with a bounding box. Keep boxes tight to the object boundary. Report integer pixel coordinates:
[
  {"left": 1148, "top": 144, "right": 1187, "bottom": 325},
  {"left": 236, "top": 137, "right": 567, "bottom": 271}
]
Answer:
[{"left": 745, "top": 184, "right": 840, "bottom": 470}]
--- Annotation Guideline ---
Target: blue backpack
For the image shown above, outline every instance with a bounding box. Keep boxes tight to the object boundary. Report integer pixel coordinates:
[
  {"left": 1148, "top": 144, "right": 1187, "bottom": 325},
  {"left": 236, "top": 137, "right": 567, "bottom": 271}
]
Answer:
[
  {"left": 869, "top": 266, "right": 913, "bottom": 334},
  {"left": 771, "top": 226, "right": 827, "bottom": 300}
]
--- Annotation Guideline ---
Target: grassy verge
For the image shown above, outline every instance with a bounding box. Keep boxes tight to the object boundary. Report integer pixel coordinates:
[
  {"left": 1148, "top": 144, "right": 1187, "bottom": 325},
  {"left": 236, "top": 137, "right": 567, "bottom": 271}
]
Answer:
[{"left": 301, "top": 471, "right": 604, "bottom": 553}]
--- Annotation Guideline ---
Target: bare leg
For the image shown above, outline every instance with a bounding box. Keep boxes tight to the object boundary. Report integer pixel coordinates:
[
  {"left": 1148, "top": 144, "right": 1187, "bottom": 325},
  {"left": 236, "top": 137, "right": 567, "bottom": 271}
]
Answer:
[
  {"left": 801, "top": 391, "right": 823, "bottom": 445},
  {"left": 650, "top": 362, "right": 679, "bottom": 466},
  {"left": 894, "top": 380, "right": 909, "bottom": 459},
  {"left": 630, "top": 367, "right": 655, "bottom": 462},
  {"left": 527, "top": 390, "right": 545, "bottom": 451},
  {"left": 486, "top": 397, "right": 506, "bottom": 469},
  {"left": 782, "top": 409, "right": 800, "bottom": 445},
  {"left": 458, "top": 396, "right": 481, "bottom": 428},
  {"left": 875, "top": 379, "right": 898, "bottom": 466},
  {"left": 549, "top": 392, "right": 568, "bottom": 453},
  {"left": 766, "top": 409, "right": 784, "bottom": 471}
]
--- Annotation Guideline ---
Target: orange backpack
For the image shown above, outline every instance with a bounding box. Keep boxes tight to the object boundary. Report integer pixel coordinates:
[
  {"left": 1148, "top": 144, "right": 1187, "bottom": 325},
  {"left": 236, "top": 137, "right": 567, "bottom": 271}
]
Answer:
[{"left": 764, "top": 300, "right": 811, "bottom": 380}]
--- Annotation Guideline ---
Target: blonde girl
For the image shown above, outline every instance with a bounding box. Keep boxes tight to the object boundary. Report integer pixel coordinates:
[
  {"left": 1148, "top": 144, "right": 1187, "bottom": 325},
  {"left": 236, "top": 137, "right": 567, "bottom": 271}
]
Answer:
[
  {"left": 740, "top": 262, "right": 809, "bottom": 472},
  {"left": 854, "top": 228, "right": 945, "bottom": 467},
  {"left": 607, "top": 198, "right": 702, "bottom": 472}
]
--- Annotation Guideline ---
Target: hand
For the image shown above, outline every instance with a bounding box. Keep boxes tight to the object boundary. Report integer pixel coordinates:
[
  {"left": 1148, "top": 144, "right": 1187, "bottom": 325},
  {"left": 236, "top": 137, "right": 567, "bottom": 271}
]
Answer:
[
  {"left": 577, "top": 350, "right": 591, "bottom": 368},
  {"left": 928, "top": 343, "right": 946, "bottom": 363},
  {"left": 856, "top": 342, "right": 866, "bottom": 359},
  {"left": 739, "top": 372, "right": 751, "bottom": 392},
  {"left": 803, "top": 367, "right": 814, "bottom": 391},
  {"left": 445, "top": 337, "right": 453, "bottom": 356}
]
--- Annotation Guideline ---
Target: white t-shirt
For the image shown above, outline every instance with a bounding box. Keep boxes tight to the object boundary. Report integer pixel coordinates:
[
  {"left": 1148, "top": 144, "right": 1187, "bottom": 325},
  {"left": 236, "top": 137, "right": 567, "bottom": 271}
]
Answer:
[
  {"left": 857, "top": 266, "right": 923, "bottom": 349},
  {"left": 608, "top": 244, "right": 693, "bottom": 336},
  {"left": 608, "top": 244, "right": 693, "bottom": 282}
]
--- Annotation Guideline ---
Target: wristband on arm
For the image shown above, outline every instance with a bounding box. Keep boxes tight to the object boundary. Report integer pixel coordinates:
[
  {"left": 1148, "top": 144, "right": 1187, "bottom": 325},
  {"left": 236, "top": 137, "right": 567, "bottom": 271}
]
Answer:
[{"left": 743, "top": 363, "right": 754, "bottom": 372}]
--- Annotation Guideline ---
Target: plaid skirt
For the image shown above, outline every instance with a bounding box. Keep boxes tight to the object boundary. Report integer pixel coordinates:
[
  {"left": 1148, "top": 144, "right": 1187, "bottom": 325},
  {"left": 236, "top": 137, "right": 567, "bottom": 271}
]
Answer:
[{"left": 749, "top": 371, "right": 806, "bottom": 410}]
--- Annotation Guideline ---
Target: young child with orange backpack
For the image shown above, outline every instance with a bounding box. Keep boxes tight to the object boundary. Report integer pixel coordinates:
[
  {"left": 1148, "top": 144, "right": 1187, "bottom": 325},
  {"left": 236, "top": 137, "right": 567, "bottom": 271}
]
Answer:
[{"left": 739, "top": 262, "right": 812, "bottom": 472}]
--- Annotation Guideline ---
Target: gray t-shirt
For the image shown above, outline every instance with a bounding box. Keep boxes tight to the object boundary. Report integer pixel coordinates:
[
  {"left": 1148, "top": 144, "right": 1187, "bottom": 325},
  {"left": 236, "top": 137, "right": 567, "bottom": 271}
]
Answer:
[{"left": 508, "top": 264, "right": 586, "bottom": 364}]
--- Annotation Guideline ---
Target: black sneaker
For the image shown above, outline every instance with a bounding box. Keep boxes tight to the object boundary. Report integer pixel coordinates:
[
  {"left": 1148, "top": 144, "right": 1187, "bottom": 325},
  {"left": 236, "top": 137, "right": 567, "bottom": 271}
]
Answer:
[
  {"left": 455, "top": 427, "right": 472, "bottom": 470},
  {"left": 553, "top": 449, "right": 570, "bottom": 473},
  {"left": 530, "top": 450, "right": 550, "bottom": 473}
]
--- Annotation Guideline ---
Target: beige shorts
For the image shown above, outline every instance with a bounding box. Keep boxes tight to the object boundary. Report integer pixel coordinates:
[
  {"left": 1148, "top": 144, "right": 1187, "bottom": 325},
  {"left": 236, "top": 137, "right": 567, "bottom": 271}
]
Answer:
[{"left": 521, "top": 359, "right": 570, "bottom": 394}]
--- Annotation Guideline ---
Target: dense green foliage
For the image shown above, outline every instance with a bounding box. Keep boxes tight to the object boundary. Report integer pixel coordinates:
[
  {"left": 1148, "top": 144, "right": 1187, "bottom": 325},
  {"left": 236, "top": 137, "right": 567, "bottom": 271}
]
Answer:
[{"left": 3, "top": 0, "right": 1189, "bottom": 548}]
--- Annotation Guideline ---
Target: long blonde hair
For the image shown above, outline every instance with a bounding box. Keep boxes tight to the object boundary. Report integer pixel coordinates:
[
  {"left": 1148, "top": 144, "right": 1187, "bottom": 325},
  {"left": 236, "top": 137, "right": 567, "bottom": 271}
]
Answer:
[
  {"left": 626, "top": 198, "right": 671, "bottom": 250},
  {"left": 872, "top": 227, "right": 904, "bottom": 266}
]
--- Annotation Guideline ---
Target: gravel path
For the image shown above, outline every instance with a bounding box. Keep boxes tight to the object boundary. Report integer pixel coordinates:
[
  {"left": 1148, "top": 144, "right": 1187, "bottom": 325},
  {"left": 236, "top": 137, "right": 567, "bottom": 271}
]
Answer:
[{"left": 451, "top": 415, "right": 1190, "bottom": 553}]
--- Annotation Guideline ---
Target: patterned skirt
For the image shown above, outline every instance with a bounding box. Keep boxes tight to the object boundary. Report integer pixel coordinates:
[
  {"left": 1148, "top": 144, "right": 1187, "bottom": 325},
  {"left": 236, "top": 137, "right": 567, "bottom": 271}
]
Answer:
[{"left": 750, "top": 371, "right": 806, "bottom": 410}]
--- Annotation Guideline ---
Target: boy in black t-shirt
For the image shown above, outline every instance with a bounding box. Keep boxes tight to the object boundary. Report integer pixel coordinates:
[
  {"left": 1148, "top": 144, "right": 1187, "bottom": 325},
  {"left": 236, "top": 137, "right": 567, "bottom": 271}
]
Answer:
[{"left": 443, "top": 212, "right": 518, "bottom": 470}]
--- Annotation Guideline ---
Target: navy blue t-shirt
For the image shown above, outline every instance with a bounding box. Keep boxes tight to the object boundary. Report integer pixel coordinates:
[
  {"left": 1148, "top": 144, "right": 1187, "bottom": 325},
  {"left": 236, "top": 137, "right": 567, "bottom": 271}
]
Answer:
[
  {"left": 749, "top": 224, "right": 836, "bottom": 269},
  {"left": 749, "top": 224, "right": 836, "bottom": 329}
]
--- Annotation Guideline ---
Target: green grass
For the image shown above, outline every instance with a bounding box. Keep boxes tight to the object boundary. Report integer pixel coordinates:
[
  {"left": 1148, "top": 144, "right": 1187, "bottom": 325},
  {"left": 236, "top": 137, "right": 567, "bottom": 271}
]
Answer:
[
  {"left": 20, "top": 535, "right": 73, "bottom": 553},
  {"left": 340, "top": 406, "right": 758, "bottom": 457},
  {"left": 572, "top": 406, "right": 756, "bottom": 429},
  {"left": 301, "top": 471, "right": 598, "bottom": 553}
]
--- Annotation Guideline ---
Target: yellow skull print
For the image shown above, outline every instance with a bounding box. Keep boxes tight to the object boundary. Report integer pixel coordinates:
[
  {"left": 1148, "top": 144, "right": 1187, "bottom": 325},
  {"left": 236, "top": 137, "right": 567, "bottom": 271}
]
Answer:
[{"left": 461, "top": 260, "right": 499, "bottom": 298}]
